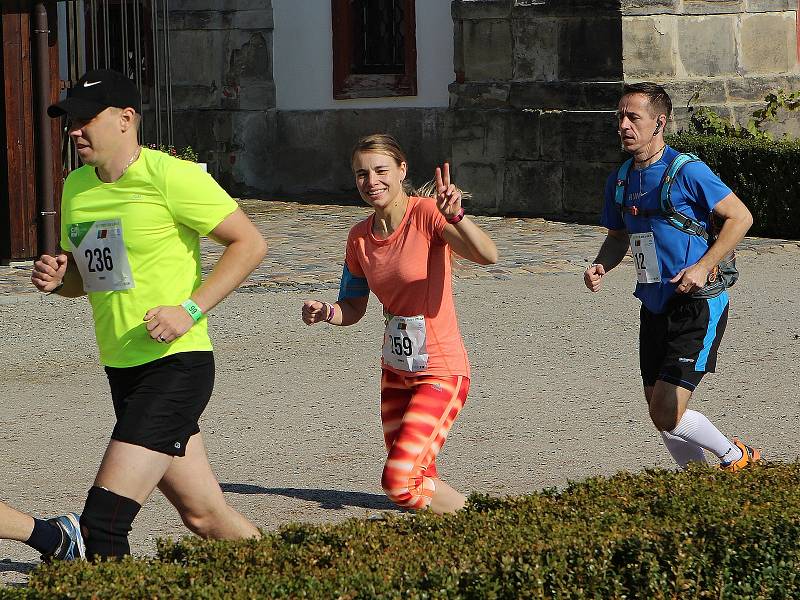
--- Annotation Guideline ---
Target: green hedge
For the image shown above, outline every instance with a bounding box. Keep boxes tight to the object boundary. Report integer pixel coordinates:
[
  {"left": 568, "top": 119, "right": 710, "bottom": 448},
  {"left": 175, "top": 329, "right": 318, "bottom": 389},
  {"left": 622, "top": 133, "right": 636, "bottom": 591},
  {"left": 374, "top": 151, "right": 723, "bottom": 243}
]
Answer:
[
  {"left": 667, "top": 133, "right": 800, "bottom": 239},
  {"left": 5, "top": 463, "right": 800, "bottom": 599}
]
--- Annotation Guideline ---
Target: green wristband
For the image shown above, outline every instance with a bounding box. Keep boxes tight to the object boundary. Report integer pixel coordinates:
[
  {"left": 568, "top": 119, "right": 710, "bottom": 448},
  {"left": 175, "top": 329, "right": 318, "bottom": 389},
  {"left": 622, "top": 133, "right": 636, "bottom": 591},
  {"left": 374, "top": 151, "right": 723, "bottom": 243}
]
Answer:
[{"left": 181, "top": 299, "right": 203, "bottom": 322}]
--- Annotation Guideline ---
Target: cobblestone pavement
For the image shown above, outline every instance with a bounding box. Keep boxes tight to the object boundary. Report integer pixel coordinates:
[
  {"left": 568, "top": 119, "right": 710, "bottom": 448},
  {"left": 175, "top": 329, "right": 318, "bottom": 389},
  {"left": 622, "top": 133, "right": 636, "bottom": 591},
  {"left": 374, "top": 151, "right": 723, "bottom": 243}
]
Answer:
[{"left": 1, "top": 199, "right": 798, "bottom": 299}]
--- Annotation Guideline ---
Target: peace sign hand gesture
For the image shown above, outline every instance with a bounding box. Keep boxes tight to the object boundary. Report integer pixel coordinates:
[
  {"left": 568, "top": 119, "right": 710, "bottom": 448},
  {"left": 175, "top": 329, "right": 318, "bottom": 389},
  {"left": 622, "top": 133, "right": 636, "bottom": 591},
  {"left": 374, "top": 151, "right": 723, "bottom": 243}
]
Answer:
[{"left": 435, "top": 162, "right": 462, "bottom": 220}]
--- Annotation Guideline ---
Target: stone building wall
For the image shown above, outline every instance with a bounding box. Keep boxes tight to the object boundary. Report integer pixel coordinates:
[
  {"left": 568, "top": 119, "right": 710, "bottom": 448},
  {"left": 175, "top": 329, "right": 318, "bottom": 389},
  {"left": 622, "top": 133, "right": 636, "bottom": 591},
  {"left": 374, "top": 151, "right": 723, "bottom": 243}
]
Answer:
[
  {"left": 167, "top": 0, "right": 450, "bottom": 200},
  {"left": 449, "top": 0, "right": 626, "bottom": 218},
  {"left": 624, "top": 0, "right": 800, "bottom": 137},
  {"left": 266, "top": 0, "right": 454, "bottom": 200},
  {"left": 168, "top": 0, "right": 276, "bottom": 196},
  {"left": 271, "top": 109, "right": 450, "bottom": 200},
  {"left": 164, "top": 0, "right": 798, "bottom": 212},
  {"left": 450, "top": 0, "right": 799, "bottom": 218}
]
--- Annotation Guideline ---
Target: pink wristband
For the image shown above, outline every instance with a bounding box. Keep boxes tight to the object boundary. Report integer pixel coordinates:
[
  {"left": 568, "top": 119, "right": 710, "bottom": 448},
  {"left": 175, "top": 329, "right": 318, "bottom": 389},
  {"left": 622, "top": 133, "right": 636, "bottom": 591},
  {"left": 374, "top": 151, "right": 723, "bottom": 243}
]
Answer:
[
  {"left": 446, "top": 208, "right": 465, "bottom": 224},
  {"left": 324, "top": 302, "right": 335, "bottom": 323}
]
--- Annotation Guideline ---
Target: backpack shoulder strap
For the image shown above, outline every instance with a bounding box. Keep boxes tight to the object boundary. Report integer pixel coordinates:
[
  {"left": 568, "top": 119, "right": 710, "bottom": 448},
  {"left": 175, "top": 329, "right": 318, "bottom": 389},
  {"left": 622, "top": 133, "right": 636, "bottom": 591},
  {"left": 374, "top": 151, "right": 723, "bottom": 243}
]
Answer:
[
  {"left": 659, "top": 151, "right": 708, "bottom": 240},
  {"left": 614, "top": 158, "right": 634, "bottom": 209},
  {"left": 659, "top": 151, "right": 700, "bottom": 213}
]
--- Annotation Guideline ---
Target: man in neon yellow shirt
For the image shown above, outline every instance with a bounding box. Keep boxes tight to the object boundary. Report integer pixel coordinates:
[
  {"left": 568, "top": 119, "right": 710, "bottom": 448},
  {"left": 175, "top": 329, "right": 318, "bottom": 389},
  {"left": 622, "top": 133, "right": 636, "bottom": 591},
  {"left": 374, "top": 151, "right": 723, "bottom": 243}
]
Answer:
[{"left": 29, "top": 69, "right": 266, "bottom": 558}]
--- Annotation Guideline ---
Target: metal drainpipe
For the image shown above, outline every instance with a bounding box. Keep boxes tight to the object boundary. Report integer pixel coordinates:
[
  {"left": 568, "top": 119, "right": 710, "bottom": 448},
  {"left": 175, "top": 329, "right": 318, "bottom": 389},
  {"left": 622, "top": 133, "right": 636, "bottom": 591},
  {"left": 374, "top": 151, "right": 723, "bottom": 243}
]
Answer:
[{"left": 34, "top": 2, "right": 56, "bottom": 256}]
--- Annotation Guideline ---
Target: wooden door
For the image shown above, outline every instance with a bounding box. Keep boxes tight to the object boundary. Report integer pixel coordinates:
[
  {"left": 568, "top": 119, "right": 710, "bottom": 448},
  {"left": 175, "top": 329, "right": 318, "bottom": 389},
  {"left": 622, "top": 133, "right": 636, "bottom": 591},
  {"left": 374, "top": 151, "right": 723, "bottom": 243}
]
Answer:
[{"left": 0, "top": 0, "right": 61, "bottom": 261}]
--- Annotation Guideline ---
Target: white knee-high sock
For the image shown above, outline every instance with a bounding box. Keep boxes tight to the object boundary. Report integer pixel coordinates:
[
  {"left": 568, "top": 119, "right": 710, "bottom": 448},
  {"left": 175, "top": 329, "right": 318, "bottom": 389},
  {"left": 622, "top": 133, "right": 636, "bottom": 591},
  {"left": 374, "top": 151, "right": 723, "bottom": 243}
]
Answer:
[
  {"left": 660, "top": 430, "right": 707, "bottom": 468},
  {"left": 668, "top": 409, "right": 743, "bottom": 464}
]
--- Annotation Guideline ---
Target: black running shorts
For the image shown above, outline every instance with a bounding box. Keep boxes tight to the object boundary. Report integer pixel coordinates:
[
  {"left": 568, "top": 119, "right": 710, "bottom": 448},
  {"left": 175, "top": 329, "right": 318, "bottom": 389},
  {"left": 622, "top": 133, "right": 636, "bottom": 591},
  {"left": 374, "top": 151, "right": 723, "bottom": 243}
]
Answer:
[
  {"left": 639, "top": 294, "right": 729, "bottom": 392},
  {"left": 104, "top": 351, "right": 215, "bottom": 456}
]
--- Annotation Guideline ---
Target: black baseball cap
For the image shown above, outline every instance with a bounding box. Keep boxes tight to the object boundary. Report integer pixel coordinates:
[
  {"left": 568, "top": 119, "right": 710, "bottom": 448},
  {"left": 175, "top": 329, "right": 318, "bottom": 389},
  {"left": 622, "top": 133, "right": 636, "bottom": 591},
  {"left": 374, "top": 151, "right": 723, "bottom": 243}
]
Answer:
[{"left": 47, "top": 69, "right": 141, "bottom": 120}]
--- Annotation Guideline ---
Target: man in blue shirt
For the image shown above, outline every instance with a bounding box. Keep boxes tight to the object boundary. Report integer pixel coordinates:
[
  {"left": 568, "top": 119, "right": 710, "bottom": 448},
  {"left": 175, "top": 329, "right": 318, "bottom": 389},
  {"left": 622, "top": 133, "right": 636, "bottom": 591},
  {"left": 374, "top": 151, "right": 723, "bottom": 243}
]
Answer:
[{"left": 584, "top": 82, "right": 761, "bottom": 471}]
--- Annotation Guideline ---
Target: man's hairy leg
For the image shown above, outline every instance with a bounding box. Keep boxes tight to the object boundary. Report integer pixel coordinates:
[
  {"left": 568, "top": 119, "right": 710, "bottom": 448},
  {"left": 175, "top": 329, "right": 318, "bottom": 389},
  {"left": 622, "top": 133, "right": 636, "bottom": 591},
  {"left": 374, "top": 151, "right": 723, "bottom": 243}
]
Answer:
[
  {"left": 158, "top": 433, "right": 260, "bottom": 540},
  {"left": 93, "top": 440, "right": 174, "bottom": 503}
]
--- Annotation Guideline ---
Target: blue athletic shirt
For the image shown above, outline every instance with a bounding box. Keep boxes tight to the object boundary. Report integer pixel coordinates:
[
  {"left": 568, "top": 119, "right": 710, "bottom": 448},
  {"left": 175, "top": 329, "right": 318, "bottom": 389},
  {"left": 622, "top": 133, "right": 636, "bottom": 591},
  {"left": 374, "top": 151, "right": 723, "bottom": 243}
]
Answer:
[{"left": 600, "top": 146, "right": 733, "bottom": 314}]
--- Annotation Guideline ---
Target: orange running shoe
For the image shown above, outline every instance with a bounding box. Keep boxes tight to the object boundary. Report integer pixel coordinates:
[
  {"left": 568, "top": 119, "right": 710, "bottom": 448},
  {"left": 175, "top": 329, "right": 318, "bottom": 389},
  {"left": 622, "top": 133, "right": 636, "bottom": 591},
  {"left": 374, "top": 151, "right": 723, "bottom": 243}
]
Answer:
[{"left": 719, "top": 438, "right": 763, "bottom": 472}]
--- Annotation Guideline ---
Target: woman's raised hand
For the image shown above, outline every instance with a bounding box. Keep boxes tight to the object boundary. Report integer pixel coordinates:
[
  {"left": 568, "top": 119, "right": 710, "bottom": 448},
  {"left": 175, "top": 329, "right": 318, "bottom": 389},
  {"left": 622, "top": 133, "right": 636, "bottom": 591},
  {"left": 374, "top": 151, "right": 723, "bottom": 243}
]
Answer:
[{"left": 435, "top": 162, "right": 462, "bottom": 219}]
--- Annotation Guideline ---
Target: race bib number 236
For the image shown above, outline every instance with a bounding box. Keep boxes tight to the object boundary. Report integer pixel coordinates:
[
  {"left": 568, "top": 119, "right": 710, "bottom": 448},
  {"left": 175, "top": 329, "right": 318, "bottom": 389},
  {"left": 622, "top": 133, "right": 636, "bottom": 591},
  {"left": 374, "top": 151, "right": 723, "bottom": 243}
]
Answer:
[{"left": 68, "top": 218, "right": 135, "bottom": 292}]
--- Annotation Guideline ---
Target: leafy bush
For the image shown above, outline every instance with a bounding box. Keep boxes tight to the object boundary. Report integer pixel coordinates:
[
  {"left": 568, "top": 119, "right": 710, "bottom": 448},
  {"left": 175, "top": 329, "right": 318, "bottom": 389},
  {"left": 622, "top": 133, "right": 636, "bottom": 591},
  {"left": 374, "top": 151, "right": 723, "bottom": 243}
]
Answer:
[
  {"left": 147, "top": 143, "right": 199, "bottom": 162},
  {"left": 667, "top": 133, "right": 800, "bottom": 238},
  {"left": 688, "top": 89, "right": 800, "bottom": 140},
  {"left": 7, "top": 463, "right": 800, "bottom": 599}
]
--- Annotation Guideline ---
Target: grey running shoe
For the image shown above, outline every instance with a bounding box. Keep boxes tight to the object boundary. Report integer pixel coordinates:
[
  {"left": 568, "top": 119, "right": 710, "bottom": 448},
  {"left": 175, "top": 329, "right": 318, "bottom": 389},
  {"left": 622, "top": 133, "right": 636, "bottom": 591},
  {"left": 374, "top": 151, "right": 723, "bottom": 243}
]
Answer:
[{"left": 44, "top": 513, "right": 86, "bottom": 561}]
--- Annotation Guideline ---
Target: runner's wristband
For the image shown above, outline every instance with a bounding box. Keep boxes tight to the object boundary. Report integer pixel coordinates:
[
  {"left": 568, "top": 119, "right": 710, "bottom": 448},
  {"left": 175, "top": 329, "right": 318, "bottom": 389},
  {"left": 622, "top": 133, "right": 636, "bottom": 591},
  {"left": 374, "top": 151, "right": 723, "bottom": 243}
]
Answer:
[
  {"left": 181, "top": 299, "right": 203, "bottom": 322},
  {"left": 446, "top": 208, "right": 465, "bottom": 224},
  {"left": 324, "top": 302, "right": 336, "bottom": 323}
]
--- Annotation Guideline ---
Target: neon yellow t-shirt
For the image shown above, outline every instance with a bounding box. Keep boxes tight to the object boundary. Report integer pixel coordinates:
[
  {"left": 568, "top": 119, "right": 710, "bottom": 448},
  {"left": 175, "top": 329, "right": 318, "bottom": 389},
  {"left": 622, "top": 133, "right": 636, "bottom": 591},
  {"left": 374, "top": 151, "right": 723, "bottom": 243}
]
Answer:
[{"left": 60, "top": 148, "right": 238, "bottom": 367}]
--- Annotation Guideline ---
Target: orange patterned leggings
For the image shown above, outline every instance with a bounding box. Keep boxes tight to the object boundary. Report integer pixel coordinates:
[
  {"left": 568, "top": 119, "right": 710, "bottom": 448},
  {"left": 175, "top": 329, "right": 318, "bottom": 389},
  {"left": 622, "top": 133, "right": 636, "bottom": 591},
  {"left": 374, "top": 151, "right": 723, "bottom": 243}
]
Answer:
[{"left": 380, "top": 370, "right": 470, "bottom": 509}]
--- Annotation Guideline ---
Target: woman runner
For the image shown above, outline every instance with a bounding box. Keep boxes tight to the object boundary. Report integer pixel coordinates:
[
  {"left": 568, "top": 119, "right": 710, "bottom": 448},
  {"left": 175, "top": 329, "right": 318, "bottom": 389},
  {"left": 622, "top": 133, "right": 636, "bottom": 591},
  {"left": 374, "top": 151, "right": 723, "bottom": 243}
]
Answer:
[{"left": 302, "top": 134, "right": 498, "bottom": 514}]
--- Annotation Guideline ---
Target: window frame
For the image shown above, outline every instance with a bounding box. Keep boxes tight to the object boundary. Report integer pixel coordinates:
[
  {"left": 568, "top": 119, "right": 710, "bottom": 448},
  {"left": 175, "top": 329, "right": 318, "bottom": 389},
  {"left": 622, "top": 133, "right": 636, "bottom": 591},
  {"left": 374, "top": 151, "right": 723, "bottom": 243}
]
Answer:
[{"left": 331, "top": 0, "right": 417, "bottom": 100}]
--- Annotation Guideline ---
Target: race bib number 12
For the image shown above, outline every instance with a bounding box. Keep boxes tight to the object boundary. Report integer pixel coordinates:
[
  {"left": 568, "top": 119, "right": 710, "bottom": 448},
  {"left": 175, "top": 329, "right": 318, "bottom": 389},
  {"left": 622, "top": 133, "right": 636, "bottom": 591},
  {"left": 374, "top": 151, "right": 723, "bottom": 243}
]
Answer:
[
  {"left": 629, "top": 231, "right": 661, "bottom": 284},
  {"left": 68, "top": 218, "right": 135, "bottom": 292}
]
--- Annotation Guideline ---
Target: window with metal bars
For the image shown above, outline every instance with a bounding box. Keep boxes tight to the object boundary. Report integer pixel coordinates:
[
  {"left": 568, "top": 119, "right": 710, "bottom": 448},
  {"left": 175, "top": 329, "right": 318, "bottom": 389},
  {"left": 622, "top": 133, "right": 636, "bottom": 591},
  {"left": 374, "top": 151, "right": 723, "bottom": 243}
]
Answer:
[
  {"left": 332, "top": 0, "right": 417, "bottom": 99},
  {"left": 58, "top": 0, "right": 174, "bottom": 166}
]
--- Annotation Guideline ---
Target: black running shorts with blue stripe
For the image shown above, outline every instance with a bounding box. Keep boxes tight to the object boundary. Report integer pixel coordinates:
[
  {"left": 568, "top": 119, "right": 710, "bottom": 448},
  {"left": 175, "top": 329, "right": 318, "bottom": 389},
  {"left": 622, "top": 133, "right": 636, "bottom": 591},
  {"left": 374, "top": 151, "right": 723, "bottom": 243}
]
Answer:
[{"left": 639, "top": 293, "right": 729, "bottom": 392}]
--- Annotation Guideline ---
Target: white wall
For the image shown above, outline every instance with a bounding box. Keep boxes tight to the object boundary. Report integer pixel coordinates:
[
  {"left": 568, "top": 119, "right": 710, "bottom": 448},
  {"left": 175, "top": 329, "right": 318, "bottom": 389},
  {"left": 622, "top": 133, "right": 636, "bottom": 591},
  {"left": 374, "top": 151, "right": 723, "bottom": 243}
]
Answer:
[{"left": 272, "top": 0, "right": 454, "bottom": 110}]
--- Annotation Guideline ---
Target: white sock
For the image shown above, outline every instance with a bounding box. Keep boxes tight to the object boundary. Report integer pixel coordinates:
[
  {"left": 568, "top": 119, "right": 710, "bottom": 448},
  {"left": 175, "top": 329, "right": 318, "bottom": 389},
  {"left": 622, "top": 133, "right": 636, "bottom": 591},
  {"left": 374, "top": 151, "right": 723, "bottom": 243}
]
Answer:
[
  {"left": 660, "top": 430, "right": 707, "bottom": 468},
  {"left": 669, "top": 409, "right": 743, "bottom": 464}
]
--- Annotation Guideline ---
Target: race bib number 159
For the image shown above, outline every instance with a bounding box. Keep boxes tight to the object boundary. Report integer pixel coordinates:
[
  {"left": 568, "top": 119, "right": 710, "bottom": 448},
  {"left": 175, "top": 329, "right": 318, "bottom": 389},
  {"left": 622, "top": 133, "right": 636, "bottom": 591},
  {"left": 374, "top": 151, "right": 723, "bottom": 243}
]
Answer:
[
  {"left": 383, "top": 313, "right": 429, "bottom": 373},
  {"left": 68, "top": 218, "right": 135, "bottom": 292}
]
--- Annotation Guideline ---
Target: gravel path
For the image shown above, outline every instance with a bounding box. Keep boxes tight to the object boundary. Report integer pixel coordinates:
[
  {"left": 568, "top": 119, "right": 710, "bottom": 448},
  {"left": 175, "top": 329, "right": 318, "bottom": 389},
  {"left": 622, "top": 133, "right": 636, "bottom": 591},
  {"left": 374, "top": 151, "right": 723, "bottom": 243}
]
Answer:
[{"left": 1, "top": 203, "right": 798, "bottom": 586}]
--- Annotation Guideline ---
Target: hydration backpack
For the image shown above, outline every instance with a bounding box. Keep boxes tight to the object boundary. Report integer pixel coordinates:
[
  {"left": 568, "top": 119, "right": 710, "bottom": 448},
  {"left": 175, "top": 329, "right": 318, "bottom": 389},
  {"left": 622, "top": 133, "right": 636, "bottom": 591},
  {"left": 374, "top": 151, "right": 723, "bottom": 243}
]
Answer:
[{"left": 614, "top": 149, "right": 738, "bottom": 298}]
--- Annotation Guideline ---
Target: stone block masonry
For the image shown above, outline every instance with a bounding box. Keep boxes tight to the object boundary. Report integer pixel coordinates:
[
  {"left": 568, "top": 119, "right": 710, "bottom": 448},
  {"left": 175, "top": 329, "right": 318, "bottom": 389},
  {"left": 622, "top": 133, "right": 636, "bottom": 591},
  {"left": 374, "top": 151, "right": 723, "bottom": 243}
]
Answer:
[
  {"left": 622, "top": 0, "right": 800, "bottom": 137},
  {"left": 450, "top": 0, "right": 625, "bottom": 217},
  {"left": 169, "top": 0, "right": 276, "bottom": 196},
  {"left": 164, "top": 0, "right": 798, "bottom": 216},
  {"left": 450, "top": 0, "right": 799, "bottom": 218},
  {"left": 270, "top": 109, "right": 451, "bottom": 200}
]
